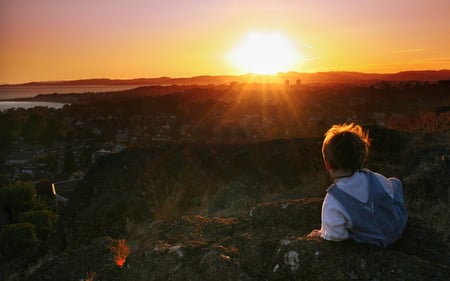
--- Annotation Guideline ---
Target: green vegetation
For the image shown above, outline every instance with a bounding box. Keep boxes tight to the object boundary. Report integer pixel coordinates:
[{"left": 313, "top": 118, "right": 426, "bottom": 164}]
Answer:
[
  {"left": 0, "top": 223, "right": 40, "bottom": 260},
  {"left": 0, "top": 181, "right": 56, "bottom": 261},
  {"left": 0, "top": 181, "right": 36, "bottom": 221},
  {"left": 19, "top": 210, "right": 57, "bottom": 240},
  {"left": 0, "top": 113, "right": 22, "bottom": 147}
]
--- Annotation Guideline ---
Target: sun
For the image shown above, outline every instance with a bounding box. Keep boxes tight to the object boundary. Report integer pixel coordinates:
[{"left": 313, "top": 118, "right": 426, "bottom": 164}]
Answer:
[{"left": 228, "top": 31, "right": 300, "bottom": 75}]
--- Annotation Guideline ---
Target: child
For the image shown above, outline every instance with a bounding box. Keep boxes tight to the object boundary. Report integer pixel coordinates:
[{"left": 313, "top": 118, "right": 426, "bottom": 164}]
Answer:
[{"left": 308, "top": 123, "right": 407, "bottom": 247}]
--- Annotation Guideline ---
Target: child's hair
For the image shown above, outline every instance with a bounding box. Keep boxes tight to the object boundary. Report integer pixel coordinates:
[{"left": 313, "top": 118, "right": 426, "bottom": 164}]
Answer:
[{"left": 322, "top": 123, "right": 370, "bottom": 170}]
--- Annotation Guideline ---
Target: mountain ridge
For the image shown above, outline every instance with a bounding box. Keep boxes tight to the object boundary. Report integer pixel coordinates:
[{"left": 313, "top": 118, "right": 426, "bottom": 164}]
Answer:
[{"left": 2, "top": 69, "right": 450, "bottom": 87}]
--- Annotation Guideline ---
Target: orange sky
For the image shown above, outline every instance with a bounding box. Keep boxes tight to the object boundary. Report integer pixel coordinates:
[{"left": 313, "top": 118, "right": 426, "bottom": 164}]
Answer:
[{"left": 1, "top": 0, "right": 450, "bottom": 84}]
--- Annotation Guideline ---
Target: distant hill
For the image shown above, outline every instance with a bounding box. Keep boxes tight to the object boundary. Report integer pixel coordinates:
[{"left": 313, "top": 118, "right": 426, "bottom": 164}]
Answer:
[{"left": 2, "top": 70, "right": 450, "bottom": 87}]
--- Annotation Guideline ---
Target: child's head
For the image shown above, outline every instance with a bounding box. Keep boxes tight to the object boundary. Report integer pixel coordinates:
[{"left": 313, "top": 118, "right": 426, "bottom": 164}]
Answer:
[{"left": 322, "top": 123, "right": 370, "bottom": 171}]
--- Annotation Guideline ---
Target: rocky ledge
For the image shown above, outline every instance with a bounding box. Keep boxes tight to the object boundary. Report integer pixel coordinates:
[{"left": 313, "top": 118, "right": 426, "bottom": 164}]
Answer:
[{"left": 28, "top": 199, "right": 449, "bottom": 281}]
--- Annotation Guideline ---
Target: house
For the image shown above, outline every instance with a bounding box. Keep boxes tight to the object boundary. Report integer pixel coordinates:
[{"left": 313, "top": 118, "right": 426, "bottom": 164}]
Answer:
[
  {"left": 52, "top": 179, "right": 81, "bottom": 208},
  {"left": 115, "top": 130, "right": 129, "bottom": 143},
  {"left": 4, "top": 159, "right": 29, "bottom": 166}
]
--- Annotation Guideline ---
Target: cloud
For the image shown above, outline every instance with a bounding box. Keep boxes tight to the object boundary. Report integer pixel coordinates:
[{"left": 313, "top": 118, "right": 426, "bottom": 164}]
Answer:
[
  {"left": 426, "top": 58, "right": 450, "bottom": 62},
  {"left": 391, "top": 48, "right": 426, "bottom": 54}
]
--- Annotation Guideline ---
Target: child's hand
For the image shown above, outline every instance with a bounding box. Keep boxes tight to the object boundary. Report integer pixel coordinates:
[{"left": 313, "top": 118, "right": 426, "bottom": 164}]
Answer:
[{"left": 307, "top": 229, "right": 322, "bottom": 238}]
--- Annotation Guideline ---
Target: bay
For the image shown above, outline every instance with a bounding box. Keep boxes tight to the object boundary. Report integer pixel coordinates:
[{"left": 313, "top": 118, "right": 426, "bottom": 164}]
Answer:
[
  {"left": 0, "top": 101, "right": 68, "bottom": 111},
  {"left": 0, "top": 85, "right": 137, "bottom": 100}
]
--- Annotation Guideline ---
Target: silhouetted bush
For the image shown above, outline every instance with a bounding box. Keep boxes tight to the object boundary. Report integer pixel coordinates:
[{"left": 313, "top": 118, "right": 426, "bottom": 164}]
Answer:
[
  {"left": 19, "top": 210, "right": 57, "bottom": 240},
  {"left": 0, "top": 222, "right": 39, "bottom": 260},
  {"left": 0, "top": 181, "right": 36, "bottom": 221},
  {"left": 35, "top": 178, "right": 54, "bottom": 199}
]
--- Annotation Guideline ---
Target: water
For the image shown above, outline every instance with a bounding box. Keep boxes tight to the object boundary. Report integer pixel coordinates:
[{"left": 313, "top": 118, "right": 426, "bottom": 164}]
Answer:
[
  {"left": 0, "top": 85, "right": 137, "bottom": 100},
  {"left": 0, "top": 85, "right": 139, "bottom": 111},
  {"left": 0, "top": 101, "right": 68, "bottom": 111}
]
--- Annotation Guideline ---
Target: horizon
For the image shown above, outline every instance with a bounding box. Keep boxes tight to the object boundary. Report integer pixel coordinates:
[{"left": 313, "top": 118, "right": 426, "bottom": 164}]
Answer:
[
  {"left": 1, "top": 69, "right": 449, "bottom": 86},
  {"left": 1, "top": 1, "right": 450, "bottom": 84}
]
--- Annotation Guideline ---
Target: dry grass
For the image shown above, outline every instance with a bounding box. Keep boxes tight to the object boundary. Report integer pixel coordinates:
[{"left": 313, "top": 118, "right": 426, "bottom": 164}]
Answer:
[
  {"left": 126, "top": 217, "right": 151, "bottom": 240},
  {"left": 385, "top": 112, "right": 450, "bottom": 133},
  {"left": 109, "top": 239, "right": 131, "bottom": 267},
  {"left": 407, "top": 200, "right": 450, "bottom": 241},
  {"left": 152, "top": 192, "right": 181, "bottom": 220},
  {"left": 403, "top": 153, "right": 450, "bottom": 241},
  {"left": 85, "top": 272, "right": 96, "bottom": 281}
]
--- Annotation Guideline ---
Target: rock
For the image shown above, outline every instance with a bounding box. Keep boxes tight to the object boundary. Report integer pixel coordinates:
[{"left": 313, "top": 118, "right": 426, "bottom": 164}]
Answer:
[
  {"left": 268, "top": 237, "right": 448, "bottom": 281},
  {"left": 249, "top": 198, "right": 323, "bottom": 230},
  {"left": 28, "top": 200, "right": 449, "bottom": 281},
  {"left": 25, "top": 237, "right": 125, "bottom": 281}
]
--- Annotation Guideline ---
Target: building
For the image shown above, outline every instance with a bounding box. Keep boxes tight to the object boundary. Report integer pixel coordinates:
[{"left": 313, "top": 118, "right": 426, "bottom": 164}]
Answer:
[{"left": 52, "top": 179, "right": 81, "bottom": 209}]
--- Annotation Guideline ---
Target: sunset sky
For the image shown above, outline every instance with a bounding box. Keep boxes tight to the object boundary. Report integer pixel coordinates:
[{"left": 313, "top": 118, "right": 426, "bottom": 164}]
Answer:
[{"left": 1, "top": 0, "right": 450, "bottom": 84}]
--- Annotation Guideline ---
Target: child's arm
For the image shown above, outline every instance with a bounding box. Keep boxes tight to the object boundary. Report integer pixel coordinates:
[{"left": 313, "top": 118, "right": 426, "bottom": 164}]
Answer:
[
  {"left": 309, "top": 194, "right": 350, "bottom": 241},
  {"left": 321, "top": 213, "right": 349, "bottom": 241}
]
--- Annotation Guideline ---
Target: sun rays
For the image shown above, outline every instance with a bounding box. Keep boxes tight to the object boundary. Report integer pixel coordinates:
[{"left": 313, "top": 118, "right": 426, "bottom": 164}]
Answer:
[{"left": 181, "top": 76, "right": 303, "bottom": 143}]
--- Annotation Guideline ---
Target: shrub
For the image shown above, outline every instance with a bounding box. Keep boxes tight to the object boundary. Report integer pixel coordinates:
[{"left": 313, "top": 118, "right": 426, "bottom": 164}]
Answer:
[
  {"left": 19, "top": 210, "right": 57, "bottom": 240},
  {"left": 35, "top": 178, "right": 54, "bottom": 199},
  {"left": 0, "top": 181, "right": 36, "bottom": 221},
  {"left": 0, "top": 222, "right": 40, "bottom": 260},
  {"left": 208, "top": 181, "right": 258, "bottom": 216}
]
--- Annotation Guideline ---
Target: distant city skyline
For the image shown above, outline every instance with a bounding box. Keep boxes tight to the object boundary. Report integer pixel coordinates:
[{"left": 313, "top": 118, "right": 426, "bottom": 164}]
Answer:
[{"left": 1, "top": 0, "right": 450, "bottom": 84}]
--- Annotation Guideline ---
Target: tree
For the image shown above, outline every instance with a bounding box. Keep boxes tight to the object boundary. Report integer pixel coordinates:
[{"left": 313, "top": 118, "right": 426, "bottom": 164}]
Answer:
[
  {"left": 35, "top": 178, "right": 54, "bottom": 199},
  {"left": 21, "top": 113, "right": 45, "bottom": 142},
  {"left": 0, "top": 181, "right": 36, "bottom": 221},
  {"left": 0, "top": 222, "right": 39, "bottom": 260},
  {"left": 19, "top": 210, "right": 57, "bottom": 240},
  {"left": 0, "top": 181, "right": 57, "bottom": 261},
  {"left": 0, "top": 113, "right": 22, "bottom": 148},
  {"left": 40, "top": 117, "right": 64, "bottom": 144},
  {"left": 79, "top": 145, "right": 93, "bottom": 167},
  {"left": 63, "top": 145, "right": 77, "bottom": 173}
]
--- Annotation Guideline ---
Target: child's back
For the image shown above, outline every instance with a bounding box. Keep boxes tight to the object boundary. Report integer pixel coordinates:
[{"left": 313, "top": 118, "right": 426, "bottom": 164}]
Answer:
[{"left": 327, "top": 169, "right": 407, "bottom": 247}]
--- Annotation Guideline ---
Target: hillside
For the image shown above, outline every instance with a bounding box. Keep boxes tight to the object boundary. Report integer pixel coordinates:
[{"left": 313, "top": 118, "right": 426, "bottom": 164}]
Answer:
[{"left": 19, "top": 126, "right": 450, "bottom": 280}]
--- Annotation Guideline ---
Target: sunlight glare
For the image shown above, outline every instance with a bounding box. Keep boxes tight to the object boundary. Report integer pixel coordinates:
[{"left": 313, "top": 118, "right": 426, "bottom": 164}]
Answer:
[{"left": 228, "top": 32, "right": 300, "bottom": 75}]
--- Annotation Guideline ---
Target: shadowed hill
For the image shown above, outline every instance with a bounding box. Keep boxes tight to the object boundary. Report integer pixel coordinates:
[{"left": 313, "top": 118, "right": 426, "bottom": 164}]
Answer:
[
  {"left": 24, "top": 126, "right": 450, "bottom": 280},
  {"left": 56, "top": 137, "right": 325, "bottom": 246}
]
